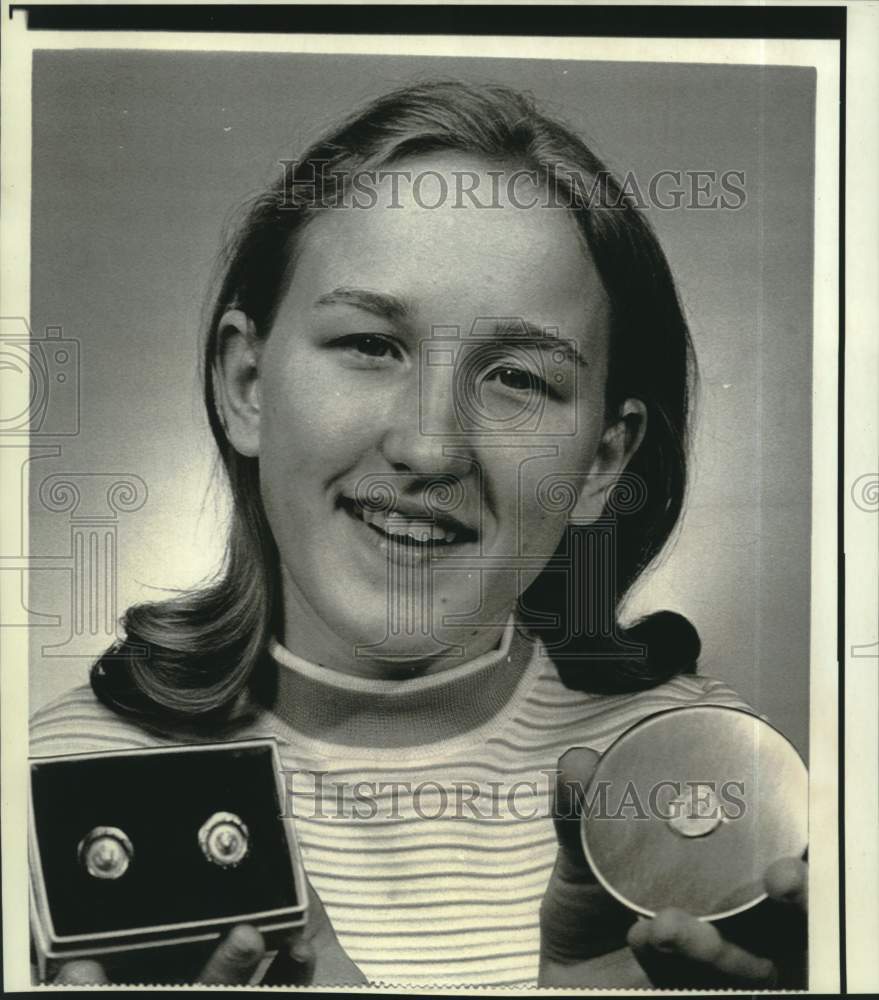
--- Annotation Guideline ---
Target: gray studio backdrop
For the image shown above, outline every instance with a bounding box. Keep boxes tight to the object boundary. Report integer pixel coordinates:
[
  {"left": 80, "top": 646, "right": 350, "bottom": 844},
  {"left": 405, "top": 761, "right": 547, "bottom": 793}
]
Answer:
[{"left": 27, "top": 51, "right": 814, "bottom": 755}]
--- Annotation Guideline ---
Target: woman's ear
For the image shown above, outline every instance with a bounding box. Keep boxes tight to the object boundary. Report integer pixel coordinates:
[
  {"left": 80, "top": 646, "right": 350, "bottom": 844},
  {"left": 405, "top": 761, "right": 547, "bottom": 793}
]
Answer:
[
  {"left": 571, "top": 398, "right": 648, "bottom": 522},
  {"left": 213, "top": 309, "right": 262, "bottom": 458}
]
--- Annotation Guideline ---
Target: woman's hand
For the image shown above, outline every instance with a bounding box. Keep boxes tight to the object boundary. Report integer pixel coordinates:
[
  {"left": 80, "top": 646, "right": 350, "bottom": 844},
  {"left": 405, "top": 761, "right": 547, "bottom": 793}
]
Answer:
[
  {"left": 626, "top": 855, "right": 807, "bottom": 988},
  {"left": 262, "top": 877, "right": 368, "bottom": 986},
  {"left": 52, "top": 877, "right": 367, "bottom": 987},
  {"left": 52, "top": 924, "right": 267, "bottom": 985},
  {"left": 539, "top": 747, "right": 808, "bottom": 989}
]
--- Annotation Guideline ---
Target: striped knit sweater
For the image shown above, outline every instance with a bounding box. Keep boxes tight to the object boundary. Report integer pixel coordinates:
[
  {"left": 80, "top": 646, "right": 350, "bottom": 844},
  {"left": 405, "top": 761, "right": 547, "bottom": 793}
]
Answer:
[{"left": 29, "top": 620, "right": 751, "bottom": 987}]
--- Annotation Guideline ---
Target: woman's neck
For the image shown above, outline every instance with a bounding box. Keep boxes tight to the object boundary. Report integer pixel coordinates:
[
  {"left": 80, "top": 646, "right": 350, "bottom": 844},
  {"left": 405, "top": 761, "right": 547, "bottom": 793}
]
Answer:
[
  {"left": 277, "top": 565, "right": 513, "bottom": 680},
  {"left": 264, "top": 611, "right": 537, "bottom": 750}
]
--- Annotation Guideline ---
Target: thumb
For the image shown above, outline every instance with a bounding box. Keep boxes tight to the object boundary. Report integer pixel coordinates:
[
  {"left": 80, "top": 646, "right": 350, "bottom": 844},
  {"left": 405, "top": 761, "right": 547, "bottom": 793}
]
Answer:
[
  {"left": 552, "top": 746, "right": 601, "bottom": 877},
  {"left": 262, "top": 878, "right": 367, "bottom": 987},
  {"left": 541, "top": 746, "right": 634, "bottom": 971},
  {"left": 53, "top": 960, "right": 109, "bottom": 985}
]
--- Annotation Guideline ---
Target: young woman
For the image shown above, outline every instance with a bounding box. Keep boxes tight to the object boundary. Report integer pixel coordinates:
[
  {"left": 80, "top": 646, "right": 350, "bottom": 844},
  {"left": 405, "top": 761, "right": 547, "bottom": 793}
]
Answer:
[{"left": 30, "top": 80, "right": 807, "bottom": 989}]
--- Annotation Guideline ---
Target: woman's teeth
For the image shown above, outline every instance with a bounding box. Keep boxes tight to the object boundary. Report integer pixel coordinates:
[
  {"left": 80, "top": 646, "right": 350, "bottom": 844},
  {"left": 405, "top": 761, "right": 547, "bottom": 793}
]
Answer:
[{"left": 358, "top": 506, "right": 457, "bottom": 544}]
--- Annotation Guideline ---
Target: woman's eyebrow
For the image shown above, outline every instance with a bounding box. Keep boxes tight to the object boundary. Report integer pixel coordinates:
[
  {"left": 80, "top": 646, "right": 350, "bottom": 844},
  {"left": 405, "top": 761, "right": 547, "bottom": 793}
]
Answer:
[
  {"left": 489, "top": 318, "right": 591, "bottom": 370},
  {"left": 313, "top": 286, "right": 410, "bottom": 322}
]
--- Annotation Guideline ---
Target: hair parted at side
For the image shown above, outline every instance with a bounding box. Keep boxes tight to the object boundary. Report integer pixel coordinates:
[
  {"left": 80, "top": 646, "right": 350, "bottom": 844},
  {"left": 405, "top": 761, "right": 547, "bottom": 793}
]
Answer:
[{"left": 91, "top": 79, "right": 700, "bottom": 722}]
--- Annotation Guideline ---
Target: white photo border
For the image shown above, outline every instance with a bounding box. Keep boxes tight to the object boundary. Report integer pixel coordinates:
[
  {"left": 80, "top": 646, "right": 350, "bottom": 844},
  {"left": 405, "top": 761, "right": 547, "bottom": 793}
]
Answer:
[{"left": 2, "top": 7, "right": 870, "bottom": 994}]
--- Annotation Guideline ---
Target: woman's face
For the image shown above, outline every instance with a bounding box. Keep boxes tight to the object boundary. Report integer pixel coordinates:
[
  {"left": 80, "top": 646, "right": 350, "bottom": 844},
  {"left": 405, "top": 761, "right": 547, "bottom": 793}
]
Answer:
[{"left": 221, "top": 154, "right": 644, "bottom": 675}]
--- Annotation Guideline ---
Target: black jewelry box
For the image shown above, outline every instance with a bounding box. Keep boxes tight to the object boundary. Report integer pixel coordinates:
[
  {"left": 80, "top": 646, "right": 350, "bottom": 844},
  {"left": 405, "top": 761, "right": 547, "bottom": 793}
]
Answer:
[{"left": 29, "top": 738, "right": 307, "bottom": 980}]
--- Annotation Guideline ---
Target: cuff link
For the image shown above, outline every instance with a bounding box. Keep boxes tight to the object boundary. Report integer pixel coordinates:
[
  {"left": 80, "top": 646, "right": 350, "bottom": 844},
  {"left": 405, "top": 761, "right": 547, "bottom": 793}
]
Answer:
[
  {"left": 78, "top": 826, "right": 134, "bottom": 880},
  {"left": 198, "top": 811, "right": 249, "bottom": 868}
]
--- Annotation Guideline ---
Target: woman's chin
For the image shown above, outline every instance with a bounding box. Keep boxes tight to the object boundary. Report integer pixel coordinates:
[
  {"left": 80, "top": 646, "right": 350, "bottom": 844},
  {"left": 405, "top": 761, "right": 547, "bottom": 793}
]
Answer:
[{"left": 283, "top": 565, "right": 513, "bottom": 676}]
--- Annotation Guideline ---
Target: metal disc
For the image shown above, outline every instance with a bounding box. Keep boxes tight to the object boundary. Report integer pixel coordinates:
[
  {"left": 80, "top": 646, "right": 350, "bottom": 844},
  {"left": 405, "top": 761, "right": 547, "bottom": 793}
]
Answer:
[{"left": 580, "top": 705, "right": 808, "bottom": 920}]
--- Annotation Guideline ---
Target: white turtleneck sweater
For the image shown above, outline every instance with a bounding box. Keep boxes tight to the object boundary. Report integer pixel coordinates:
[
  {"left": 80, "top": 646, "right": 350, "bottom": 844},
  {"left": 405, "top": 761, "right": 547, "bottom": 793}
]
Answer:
[{"left": 29, "top": 622, "right": 750, "bottom": 987}]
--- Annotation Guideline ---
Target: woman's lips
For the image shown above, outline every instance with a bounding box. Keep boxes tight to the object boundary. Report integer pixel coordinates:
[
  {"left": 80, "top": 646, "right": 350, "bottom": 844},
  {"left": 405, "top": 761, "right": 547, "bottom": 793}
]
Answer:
[{"left": 337, "top": 495, "right": 478, "bottom": 558}]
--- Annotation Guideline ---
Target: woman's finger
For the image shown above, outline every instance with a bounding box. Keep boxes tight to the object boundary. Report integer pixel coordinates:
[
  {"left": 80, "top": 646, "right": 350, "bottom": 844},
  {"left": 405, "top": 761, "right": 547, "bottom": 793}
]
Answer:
[
  {"left": 765, "top": 856, "right": 808, "bottom": 911},
  {"left": 261, "top": 925, "right": 317, "bottom": 986},
  {"left": 196, "top": 924, "right": 266, "bottom": 985},
  {"left": 262, "top": 878, "right": 367, "bottom": 987},
  {"left": 551, "top": 746, "right": 601, "bottom": 874},
  {"left": 540, "top": 746, "right": 636, "bottom": 969},
  {"left": 54, "top": 960, "right": 109, "bottom": 985},
  {"left": 627, "top": 908, "right": 776, "bottom": 988}
]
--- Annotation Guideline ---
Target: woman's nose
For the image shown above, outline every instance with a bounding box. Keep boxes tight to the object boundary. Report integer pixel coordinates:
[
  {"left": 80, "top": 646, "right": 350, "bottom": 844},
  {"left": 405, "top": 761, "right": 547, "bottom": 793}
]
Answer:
[{"left": 378, "top": 368, "right": 473, "bottom": 478}]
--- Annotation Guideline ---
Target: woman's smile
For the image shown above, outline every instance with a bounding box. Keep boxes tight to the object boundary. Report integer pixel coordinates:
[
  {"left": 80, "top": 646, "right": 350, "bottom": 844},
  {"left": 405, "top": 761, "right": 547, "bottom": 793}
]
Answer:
[{"left": 336, "top": 491, "right": 480, "bottom": 566}]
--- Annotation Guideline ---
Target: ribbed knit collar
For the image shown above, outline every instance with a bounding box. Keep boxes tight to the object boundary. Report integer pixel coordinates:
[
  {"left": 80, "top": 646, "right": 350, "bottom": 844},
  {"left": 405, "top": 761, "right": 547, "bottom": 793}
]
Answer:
[{"left": 263, "top": 616, "right": 541, "bottom": 751}]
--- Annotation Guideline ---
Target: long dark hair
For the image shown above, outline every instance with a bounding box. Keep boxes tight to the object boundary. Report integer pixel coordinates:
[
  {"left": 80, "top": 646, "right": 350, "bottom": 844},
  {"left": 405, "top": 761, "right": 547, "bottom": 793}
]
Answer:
[{"left": 92, "top": 80, "right": 700, "bottom": 722}]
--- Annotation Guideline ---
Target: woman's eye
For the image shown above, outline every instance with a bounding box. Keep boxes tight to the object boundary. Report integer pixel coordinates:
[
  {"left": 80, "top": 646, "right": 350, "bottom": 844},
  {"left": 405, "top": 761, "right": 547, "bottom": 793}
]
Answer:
[
  {"left": 335, "top": 334, "right": 403, "bottom": 362},
  {"left": 483, "top": 365, "right": 548, "bottom": 394}
]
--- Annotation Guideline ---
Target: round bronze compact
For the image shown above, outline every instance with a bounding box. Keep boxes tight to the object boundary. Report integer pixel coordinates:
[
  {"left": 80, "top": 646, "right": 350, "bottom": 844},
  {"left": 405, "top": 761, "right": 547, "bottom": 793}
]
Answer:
[{"left": 580, "top": 705, "right": 808, "bottom": 920}]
